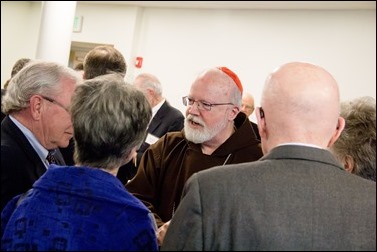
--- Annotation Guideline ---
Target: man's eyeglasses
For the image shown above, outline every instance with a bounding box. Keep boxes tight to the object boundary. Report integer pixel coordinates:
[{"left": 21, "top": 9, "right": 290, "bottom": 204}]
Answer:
[
  {"left": 182, "top": 96, "right": 234, "bottom": 111},
  {"left": 41, "top": 95, "right": 70, "bottom": 113}
]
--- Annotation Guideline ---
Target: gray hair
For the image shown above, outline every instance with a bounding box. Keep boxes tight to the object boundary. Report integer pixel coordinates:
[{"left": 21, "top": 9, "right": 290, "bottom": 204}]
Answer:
[
  {"left": 71, "top": 74, "right": 152, "bottom": 169},
  {"left": 332, "top": 96, "right": 376, "bottom": 181},
  {"left": 2, "top": 60, "right": 81, "bottom": 115},
  {"left": 135, "top": 73, "right": 163, "bottom": 96},
  {"left": 229, "top": 84, "right": 242, "bottom": 107},
  {"left": 216, "top": 68, "right": 242, "bottom": 107}
]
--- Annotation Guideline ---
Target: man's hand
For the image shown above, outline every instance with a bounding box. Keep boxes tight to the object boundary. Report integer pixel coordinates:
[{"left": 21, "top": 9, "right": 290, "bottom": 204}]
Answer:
[{"left": 157, "top": 220, "right": 171, "bottom": 246}]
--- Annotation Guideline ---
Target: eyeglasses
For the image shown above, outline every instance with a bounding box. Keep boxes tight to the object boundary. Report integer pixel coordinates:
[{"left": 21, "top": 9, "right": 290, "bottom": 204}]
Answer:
[
  {"left": 41, "top": 95, "right": 70, "bottom": 113},
  {"left": 182, "top": 96, "right": 234, "bottom": 111}
]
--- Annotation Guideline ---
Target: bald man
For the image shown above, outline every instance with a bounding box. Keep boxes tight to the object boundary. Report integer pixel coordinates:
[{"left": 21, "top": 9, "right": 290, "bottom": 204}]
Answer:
[
  {"left": 241, "top": 92, "right": 260, "bottom": 140},
  {"left": 126, "top": 66, "right": 263, "bottom": 245},
  {"left": 162, "top": 62, "right": 376, "bottom": 251}
]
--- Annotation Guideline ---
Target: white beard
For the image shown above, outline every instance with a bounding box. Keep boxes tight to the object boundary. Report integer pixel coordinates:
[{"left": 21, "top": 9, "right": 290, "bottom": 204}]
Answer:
[{"left": 184, "top": 114, "right": 228, "bottom": 144}]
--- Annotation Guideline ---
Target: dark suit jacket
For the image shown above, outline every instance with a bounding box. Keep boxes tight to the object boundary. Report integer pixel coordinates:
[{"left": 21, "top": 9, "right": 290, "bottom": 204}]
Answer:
[
  {"left": 59, "top": 139, "right": 75, "bottom": 165},
  {"left": 250, "top": 120, "right": 261, "bottom": 141},
  {"left": 1, "top": 116, "right": 65, "bottom": 210},
  {"left": 1, "top": 89, "right": 6, "bottom": 122},
  {"left": 162, "top": 145, "right": 376, "bottom": 251},
  {"left": 138, "top": 100, "right": 184, "bottom": 160},
  {"left": 117, "top": 100, "right": 184, "bottom": 183}
]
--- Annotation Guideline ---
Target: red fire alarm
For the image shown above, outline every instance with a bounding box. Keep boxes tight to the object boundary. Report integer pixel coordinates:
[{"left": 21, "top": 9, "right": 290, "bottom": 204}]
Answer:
[{"left": 135, "top": 57, "right": 143, "bottom": 68}]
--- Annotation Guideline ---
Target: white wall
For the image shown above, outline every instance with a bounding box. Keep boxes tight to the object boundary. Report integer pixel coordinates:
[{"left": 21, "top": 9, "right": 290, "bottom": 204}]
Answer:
[
  {"left": 71, "top": 3, "right": 140, "bottom": 71},
  {"left": 2, "top": 2, "right": 375, "bottom": 118},
  {"left": 1, "top": 1, "right": 41, "bottom": 84},
  {"left": 134, "top": 8, "right": 376, "bottom": 116}
]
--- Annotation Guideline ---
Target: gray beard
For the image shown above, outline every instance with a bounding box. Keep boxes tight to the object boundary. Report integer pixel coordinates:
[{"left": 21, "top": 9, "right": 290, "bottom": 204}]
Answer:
[{"left": 184, "top": 116, "right": 227, "bottom": 144}]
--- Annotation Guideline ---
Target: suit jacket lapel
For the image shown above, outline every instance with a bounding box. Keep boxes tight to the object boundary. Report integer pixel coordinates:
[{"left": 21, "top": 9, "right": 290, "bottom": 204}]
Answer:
[
  {"left": 3, "top": 117, "right": 64, "bottom": 175},
  {"left": 148, "top": 101, "right": 168, "bottom": 134}
]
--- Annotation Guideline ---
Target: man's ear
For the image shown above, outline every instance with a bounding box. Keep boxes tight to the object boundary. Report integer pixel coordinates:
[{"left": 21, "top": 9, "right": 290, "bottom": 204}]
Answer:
[
  {"left": 29, "top": 95, "right": 43, "bottom": 120},
  {"left": 256, "top": 107, "right": 266, "bottom": 138},
  {"left": 343, "top": 155, "right": 355, "bottom": 173},
  {"left": 228, "top": 106, "right": 240, "bottom": 121},
  {"left": 327, "top": 117, "right": 345, "bottom": 148}
]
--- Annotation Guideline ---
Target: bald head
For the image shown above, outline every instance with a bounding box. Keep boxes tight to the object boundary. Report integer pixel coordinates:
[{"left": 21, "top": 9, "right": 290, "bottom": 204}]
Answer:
[
  {"left": 191, "top": 67, "right": 242, "bottom": 107},
  {"left": 258, "top": 62, "right": 344, "bottom": 152}
]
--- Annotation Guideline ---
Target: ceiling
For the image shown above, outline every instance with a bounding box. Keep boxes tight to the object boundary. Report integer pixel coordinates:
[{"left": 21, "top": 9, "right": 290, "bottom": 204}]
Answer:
[{"left": 78, "top": 1, "right": 376, "bottom": 10}]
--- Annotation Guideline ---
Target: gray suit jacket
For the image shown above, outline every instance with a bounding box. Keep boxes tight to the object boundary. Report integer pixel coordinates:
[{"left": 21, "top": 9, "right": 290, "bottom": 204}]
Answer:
[{"left": 162, "top": 145, "right": 376, "bottom": 251}]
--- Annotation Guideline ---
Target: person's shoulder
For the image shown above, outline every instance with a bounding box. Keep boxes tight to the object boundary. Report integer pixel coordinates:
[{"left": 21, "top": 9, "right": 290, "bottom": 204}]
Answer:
[
  {"left": 1, "top": 129, "right": 23, "bottom": 152},
  {"left": 120, "top": 191, "right": 153, "bottom": 213},
  {"left": 164, "top": 101, "right": 184, "bottom": 117},
  {"left": 1, "top": 142, "right": 24, "bottom": 155},
  {"left": 161, "top": 130, "right": 185, "bottom": 143},
  {"left": 149, "top": 130, "right": 185, "bottom": 150},
  {"left": 190, "top": 161, "right": 266, "bottom": 190},
  {"left": 1, "top": 116, "right": 18, "bottom": 134},
  {"left": 1, "top": 119, "right": 24, "bottom": 147},
  {"left": 1, "top": 124, "right": 40, "bottom": 168},
  {"left": 171, "top": 107, "right": 185, "bottom": 118},
  {"left": 342, "top": 171, "right": 376, "bottom": 192}
]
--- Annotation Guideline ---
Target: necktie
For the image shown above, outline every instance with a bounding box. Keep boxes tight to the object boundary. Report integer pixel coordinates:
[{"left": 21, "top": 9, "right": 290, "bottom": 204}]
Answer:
[{"left": 46, "top": 151, "right": 57, "bottom": 165}]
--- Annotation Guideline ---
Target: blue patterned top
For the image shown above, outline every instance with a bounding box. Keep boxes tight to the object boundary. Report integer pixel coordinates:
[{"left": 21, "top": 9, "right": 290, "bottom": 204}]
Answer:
[{"left": 1, "top": 165, "right": 158, "bottom": 251}]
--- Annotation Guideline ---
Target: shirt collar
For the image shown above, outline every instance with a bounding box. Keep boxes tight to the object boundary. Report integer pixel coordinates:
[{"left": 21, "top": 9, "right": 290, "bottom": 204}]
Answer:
[{"left": 152, "top": 99, "right": 165, "bottom": 118}]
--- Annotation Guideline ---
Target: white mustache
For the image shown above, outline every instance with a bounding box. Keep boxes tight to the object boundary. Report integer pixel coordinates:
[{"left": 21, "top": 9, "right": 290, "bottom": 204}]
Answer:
[{"left": 186, "top": 115, "right": 204, "bottom": 127}]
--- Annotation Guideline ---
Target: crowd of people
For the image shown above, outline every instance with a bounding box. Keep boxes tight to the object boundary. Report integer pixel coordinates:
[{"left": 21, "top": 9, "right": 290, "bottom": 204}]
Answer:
[
  {"left": 1, "top": 47, "right": 375, "bottom": 251},
  {"left": 161, "top": 62, "right": 376, "bottom": 250}
]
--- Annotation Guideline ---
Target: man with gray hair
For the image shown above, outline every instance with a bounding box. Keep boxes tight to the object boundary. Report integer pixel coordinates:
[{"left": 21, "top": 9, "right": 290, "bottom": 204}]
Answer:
[
  {"left": 330, "top": 96, "right": 376, "bottom": 181},
  {"left": 1, "top": 74, "right": 158, "bottom": 250},
  {"left": 117, "top": 73, "right": 184, "bottom": 183},
  {"left": 134, "top": 73, "right": 184, "bottom": 163},
  {"left": 1, "top": 61, "right": 81, "bottom": 210}
]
